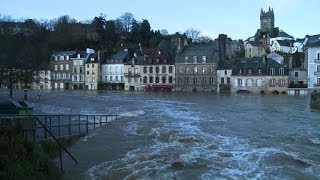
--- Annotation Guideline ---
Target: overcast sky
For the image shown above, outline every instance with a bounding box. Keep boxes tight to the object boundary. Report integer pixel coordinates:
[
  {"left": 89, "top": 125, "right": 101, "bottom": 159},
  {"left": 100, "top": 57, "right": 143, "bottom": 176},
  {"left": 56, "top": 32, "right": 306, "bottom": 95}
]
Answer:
[{"left": 1, "top": 0, "right": 319, "bottom": 40}]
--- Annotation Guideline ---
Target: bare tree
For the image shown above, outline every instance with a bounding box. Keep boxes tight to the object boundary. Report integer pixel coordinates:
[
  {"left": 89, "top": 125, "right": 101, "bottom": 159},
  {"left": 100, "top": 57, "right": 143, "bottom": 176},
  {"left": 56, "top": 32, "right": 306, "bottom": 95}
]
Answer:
[{"left": 120, "top": 12, "right": 134, "bottom": 33}]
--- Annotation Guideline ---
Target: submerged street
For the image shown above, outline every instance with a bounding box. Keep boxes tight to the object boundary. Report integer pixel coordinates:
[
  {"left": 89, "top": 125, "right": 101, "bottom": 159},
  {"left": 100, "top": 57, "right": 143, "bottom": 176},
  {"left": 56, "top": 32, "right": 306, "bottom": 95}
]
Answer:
[{"left": 14, "top": 90, "right": 320, "bottom": 179}]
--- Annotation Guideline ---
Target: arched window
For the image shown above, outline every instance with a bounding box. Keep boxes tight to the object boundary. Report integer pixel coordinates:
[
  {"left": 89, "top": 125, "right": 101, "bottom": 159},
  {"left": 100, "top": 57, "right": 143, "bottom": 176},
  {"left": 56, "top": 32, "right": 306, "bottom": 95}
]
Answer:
[{"left": 257, "top": 79, "right": 263, "bottom": 87}]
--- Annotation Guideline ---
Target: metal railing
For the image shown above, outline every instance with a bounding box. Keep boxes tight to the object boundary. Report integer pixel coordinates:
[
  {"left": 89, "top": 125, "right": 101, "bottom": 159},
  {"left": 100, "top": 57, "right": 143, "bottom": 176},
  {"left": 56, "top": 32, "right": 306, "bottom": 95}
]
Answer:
[
  {"left": 0, "top": 114, "right": 119, "bottom": 174},
  {"left": 314, "top": 72, "right": 320, "bottom": 76}
]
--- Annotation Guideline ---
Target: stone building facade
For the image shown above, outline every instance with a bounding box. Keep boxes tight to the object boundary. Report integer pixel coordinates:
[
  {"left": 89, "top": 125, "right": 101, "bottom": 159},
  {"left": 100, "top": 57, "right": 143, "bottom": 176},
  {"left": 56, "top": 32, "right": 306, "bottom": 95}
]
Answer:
[
  {"left": 85, "top": 53, "right": 100, "bottom": 90},
  {"left": 231, "top": 57, "right": 288, "bottom": 94},
  {"left": 51, "top": 51, "right": 76, "bottom": 90},
  {"left": 175, "top": 44, "right": 219, "bottom": 92}
]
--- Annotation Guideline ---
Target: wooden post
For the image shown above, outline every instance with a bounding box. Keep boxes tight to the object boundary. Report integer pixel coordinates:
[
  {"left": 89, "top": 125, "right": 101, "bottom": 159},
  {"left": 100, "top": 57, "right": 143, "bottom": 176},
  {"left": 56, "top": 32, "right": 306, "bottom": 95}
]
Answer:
[{"left": 99, "top": 116, "right": 102, "bottom": 127}]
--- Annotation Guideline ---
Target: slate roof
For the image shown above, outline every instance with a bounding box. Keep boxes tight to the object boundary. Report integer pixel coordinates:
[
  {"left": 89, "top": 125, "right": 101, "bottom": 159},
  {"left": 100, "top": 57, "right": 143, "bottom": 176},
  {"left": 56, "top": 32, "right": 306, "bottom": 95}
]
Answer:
[
  {"left": 276, "top": 40, "right": 292, "bottom": 47},
  {"left": 176, "top": 43, "right": 219, "bottom": 64},
  {"left": 277, "top": 30, "right": 293, "bottom": 39},
  {"left": 232, "top": 57, "right": 287, "bottom": 76},
  {"left": 305, "top": 40, "right": 320, "bottom": 48},
  {"left": 111, "top": 51, "right": 127, "bottom": 63},
  {"left": 144, "top": 40, "right": 172, "bottom": 65},
  {"left": 306, "top": 34, "right": 320, "bottom": 42},
  {"left": 85, "top": 53, "right": 98, "bottom": 63},
  {"left": 71, "top": 51, "right": 88, "bottom": 59},
  {"left": 247, "top": 41, "right": 260, "bottom": 46},
  {"left": 51, "top": 51, "right": 76, "bottom": 56}
]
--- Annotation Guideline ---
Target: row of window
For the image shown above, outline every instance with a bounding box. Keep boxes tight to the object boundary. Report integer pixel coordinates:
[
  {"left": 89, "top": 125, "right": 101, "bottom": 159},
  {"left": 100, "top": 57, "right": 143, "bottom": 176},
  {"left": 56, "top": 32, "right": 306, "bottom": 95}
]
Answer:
[
  {"left": 221, "top": 77, "right": 231, "bottom": 84},
  {"left": 177, "top": 77, "right": 215, "bottom": 85},
  {"left": 143, "top": 66, "right": 174, "bottom": 74},
  {"left": 86, "top": 70, "right": 96, "bottom": 75},
  {"left": 235, "top": 79, "right": 286, "bottom": 87},
  {"left": 104, "top": 76, "right": 124, "bottom": 82},
  {"left": 105, "top": 66, "right": 124, "bottom": 74},
  {"left": 54, "top": 64, "right": 70, "bottom": 71},
  {"left": 143, "top": 76, "right": 173, "bottom": 84},
  {"left": 54, "top": 55, "right": 70, "bottom": 61},
  {"left": 177, "top": 66, "right": 215, "bottom": 74},
  {"left": 73, "top": 75, "right": 84, "bottom": 82},
  {"left": 53, "top": 73, "right": 71, "bottom": 80},
  {"left": 86, "top": 64, "right": 95, "bottom": 68},
  {"left": 184, "top": 56, "right": 207, "bottom": 63},
  {"left": 238, "top": 68, "right": 285, "bottom": 75}
]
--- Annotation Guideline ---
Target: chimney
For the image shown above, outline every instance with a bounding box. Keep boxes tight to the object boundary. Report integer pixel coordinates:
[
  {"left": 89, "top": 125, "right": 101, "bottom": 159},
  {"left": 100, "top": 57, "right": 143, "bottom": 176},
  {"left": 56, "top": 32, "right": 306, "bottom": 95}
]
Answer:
[{"left": 289, "top": 57, "right": 292, "bottom": 69}]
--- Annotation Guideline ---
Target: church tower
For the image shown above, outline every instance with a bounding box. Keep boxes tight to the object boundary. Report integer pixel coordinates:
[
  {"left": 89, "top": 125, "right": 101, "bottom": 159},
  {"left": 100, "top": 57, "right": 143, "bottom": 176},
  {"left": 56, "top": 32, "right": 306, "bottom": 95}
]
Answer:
[{"left": 260, "top": 7, "right": 274, "bottom": 33}]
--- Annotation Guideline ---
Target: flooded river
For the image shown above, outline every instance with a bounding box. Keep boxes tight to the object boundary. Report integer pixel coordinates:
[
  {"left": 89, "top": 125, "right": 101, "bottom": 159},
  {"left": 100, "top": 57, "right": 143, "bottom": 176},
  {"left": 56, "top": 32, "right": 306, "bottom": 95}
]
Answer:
[{"left": 30, "top": 91, "right": 320, "bottom": 179}]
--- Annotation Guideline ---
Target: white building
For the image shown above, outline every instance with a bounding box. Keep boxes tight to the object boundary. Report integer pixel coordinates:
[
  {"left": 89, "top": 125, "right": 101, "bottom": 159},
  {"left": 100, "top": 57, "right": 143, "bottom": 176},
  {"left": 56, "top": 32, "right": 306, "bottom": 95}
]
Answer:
[
  {"left": 217, "top": 69, "right": 232, "bottom": 93},
  {"left": 304, "top": 41, "right": 320, "bottom": 90},
  {"left": 101, "top": 63, "right": 124, "bottom": 90},
  {"left": 270, "top": 39, "right": 292, "bottom": 53}
]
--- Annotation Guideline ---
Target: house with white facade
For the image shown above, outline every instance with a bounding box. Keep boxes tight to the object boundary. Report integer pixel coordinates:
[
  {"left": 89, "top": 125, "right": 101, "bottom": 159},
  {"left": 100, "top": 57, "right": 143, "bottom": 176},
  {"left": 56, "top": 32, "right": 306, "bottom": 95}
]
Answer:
[
  {"left": 100, "top": 50, "right": 127, "bottom": 90},
  {"left": 217, "top": 69, "right": 232, "bottom": 93},
  {"left": 304, "top": 40, "right": 320, "bottom": 90},
  {"left": 270, "top": 39, "right": 292, "bottom": 53}
]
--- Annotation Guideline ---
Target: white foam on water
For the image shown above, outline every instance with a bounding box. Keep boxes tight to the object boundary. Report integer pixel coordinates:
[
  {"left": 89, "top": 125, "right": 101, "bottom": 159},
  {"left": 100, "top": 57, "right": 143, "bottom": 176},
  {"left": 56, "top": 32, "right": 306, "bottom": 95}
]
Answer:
[
  {"left": 308, "top": 137, "right": 320, "bottom": 145},
  {"left": 34, "top": 103, "right": 71, "bottom": 114},
  {"left": 119, "top": 110, "right": 146, "bottom": 118},
  {"left": 80, "top": 132, "right": 97, "bottom": 142}
]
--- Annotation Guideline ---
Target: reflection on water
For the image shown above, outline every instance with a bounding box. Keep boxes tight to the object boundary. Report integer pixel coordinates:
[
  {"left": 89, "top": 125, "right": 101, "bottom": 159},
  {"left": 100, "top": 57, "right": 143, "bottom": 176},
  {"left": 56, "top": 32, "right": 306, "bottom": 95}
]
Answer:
[{"left": 31, "top": 91, "right": 320, "bottom": 179}]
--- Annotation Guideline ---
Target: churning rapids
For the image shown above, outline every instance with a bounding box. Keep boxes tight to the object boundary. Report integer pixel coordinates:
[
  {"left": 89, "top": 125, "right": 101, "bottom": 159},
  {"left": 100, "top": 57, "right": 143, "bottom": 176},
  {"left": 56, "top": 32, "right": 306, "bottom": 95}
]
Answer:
[{"left": 30, "top": 91, "right": 320, "bottom": 179}]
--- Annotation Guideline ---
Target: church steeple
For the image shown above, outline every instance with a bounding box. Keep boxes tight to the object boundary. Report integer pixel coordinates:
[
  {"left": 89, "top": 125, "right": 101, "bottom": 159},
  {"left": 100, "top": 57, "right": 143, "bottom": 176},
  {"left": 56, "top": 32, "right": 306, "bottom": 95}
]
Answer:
[{"left": 260, "top": 7, "right": 275, "bottom": 33}]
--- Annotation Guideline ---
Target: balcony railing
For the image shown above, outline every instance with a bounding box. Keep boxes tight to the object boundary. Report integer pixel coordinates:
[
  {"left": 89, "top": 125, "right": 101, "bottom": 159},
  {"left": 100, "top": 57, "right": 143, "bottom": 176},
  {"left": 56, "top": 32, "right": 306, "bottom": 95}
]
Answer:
[
  {"left": 314, "top": 72, "right": 320, "bottom": 76},
  {"left": 314, "top": 83, "right": 320, "bottom": 87},
  {"left": 288, "top": 84, "right": 308, "bottom": 88},
  {"left": 124, "top": 73, "right": 140, "bottom": 77},
  {"left": 315, "top": 59, "right": 320, "bottom": 63}
]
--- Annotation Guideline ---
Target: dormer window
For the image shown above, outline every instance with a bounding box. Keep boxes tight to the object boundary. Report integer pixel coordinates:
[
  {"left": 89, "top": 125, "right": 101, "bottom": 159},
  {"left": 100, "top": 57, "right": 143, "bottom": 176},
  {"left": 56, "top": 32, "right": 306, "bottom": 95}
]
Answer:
[
  {"left": 238, "top": 69, "right": 242, "bottom": 75},
  {"left": 185, "top": 57, "right": 189, "bottom": 63},
  {"left": 258, "top": 68, "right": 262, "bottom": 75},
  {"left": 193, "top": 56, "right": 197, "bottom": 63},
  {"left": 77, "top": 54, "right": 80, "bottom": 58},
  {"left": 248, "top": 68, "right": 252, "bottom": 75},
  {"left": 59, "top": 56, "right": 64, "bottom": 60},
  {"left": 279, "top": 68, "right": 284, "bottom": 75},
  {"left": 66, "top": 55, "right": 69, "bottom": 60},
  {"left": 158, "top": 50, "right": 161, "bottom": 55},
  {"left": 91, "top": 58, "right": 94, "bottom": 61},
  {"left": 270, "top": 68, "right": 275, "bottom": 75},
  {"left": 55, "top": 56, "right": 58, "bottom": 61},
  {"left": 202, "top": 56, "right": 207, "bottom": 63}
]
